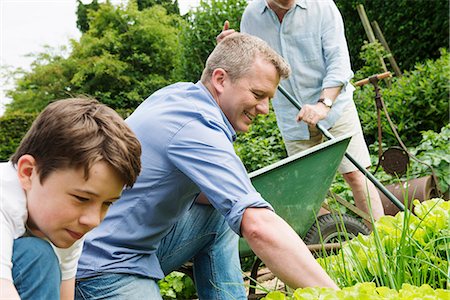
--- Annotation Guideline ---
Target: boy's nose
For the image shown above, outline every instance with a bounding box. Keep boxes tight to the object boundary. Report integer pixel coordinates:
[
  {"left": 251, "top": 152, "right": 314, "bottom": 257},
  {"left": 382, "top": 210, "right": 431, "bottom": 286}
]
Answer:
[{"left": 79, "top": 207, "right": 102, "bottom": 229}]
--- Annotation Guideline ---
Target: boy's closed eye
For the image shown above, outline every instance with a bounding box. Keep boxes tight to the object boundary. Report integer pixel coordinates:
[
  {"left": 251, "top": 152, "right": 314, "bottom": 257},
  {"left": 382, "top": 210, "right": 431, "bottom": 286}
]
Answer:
[{"left": 72, "top": 194, "right": 90, "bottom": 202}]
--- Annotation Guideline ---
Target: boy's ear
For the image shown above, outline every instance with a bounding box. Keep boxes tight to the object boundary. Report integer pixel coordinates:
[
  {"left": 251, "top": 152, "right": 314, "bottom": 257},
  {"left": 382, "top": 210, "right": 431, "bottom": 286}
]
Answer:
[{"left": 17, "top": 155, "right": 37, "bottom": 191}]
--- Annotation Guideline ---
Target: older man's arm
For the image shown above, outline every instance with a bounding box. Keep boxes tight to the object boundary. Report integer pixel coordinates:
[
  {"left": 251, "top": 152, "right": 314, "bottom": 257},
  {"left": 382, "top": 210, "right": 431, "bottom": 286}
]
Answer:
[{"left": 241, "top": 207, "right": 339, "bottom": 289}]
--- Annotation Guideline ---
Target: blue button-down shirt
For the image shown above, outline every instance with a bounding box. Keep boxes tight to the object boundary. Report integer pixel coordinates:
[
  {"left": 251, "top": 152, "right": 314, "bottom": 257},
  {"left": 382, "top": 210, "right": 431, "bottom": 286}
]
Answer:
[
  {"left": 241, "top": 0, "right": 355, "bottom": 140},
  {"left": 76, "top": 82, "right": 273, "bottom": 280}
]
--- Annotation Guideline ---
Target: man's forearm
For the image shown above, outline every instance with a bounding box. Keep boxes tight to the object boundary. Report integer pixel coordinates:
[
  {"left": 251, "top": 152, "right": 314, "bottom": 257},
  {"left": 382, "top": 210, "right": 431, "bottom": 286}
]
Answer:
[
  {"left": 241, "top": 208, "right": 339, "bottom": 289},
  {"left": 320, "top": 86, "right": 342, "bottom": 102}
]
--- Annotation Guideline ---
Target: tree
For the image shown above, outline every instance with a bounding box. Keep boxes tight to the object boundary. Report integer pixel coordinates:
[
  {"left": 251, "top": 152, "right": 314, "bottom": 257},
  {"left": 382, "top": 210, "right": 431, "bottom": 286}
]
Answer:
[
  {"left": 175, "top": 0, "right": 248, "bottom": 82},
  {"left": 76, "top": 0, "right": 101, "bottom": 33},
  {"left": 6, "top": 1, "right": 184, "bottom": 113},
  {"left": 136, "top": 0, "right": 179, "bottom": 15}
]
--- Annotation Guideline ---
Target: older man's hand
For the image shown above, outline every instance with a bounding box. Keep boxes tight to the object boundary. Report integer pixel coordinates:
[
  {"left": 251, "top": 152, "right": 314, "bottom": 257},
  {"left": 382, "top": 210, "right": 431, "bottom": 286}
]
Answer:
[{"left": 216, "top": 20, "right": 236, "bottom": 43}]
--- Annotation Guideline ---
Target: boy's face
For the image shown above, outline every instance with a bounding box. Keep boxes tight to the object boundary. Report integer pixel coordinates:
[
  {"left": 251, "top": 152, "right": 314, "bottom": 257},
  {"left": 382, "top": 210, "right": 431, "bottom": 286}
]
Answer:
[{"left": 18, "top": 156, "right": 124, "bottom": 248}]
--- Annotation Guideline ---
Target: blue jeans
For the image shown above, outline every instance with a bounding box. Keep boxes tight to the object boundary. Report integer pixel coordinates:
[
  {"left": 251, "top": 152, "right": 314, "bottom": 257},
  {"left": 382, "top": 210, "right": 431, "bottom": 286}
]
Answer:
[
  {"left": 75, "top": 204, "right": 246, "bottom": 299},
  {"left": 12, "top": 237, "right": 61, "bottom": 300}
]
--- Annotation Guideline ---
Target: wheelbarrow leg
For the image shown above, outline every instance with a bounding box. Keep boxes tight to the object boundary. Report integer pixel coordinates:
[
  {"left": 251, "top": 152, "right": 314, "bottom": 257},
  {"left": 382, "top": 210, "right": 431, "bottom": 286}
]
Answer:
[{"left": 248, "top": 257, "right": 262, "bottom": 298}]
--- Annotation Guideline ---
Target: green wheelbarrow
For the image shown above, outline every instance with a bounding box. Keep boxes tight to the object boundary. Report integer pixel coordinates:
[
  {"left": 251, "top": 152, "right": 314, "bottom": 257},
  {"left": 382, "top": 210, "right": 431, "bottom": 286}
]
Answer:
[
  {"left": 239, "top": 133, "right": 357, "bottom": 258},
  {"left": 240, "top": 133, "right": 372, "bottom": 298}
]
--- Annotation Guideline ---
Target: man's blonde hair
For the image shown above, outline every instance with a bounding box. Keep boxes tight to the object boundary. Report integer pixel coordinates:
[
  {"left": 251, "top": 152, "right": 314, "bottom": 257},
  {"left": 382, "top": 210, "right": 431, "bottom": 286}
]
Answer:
[
  {"left": 11, "top": 98, "right": 141, "bottom": 188},
  {"left": 201, "top": 33, "right": 290, "bottom": 83}
]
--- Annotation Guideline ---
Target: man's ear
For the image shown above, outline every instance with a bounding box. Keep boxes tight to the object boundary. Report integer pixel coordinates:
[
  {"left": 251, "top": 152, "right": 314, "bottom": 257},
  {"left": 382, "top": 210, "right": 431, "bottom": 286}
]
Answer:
[
  {"left": 17, "top": 155, "right": 37, "bottom": 191},
  {"left": 210, "top": 68, "right": 227, "bottom": 95}
]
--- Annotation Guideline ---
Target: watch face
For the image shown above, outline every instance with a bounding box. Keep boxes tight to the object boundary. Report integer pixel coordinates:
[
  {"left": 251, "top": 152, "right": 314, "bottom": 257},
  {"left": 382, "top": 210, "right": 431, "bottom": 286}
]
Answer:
[{"left": 320, "top": 97, "right": 333, "bottom": 107}]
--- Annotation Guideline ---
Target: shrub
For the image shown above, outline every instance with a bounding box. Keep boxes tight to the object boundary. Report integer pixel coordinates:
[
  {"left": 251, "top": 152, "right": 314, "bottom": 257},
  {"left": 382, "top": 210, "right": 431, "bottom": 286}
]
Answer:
[
  {"left": 234, "top": 107, "right": 286, "bottom": 173},
  {"left": 354, "top": 49, "right": 449, "bottom": 147},
  {"left": 6, "top": 2, "right": 184, "bottom": 113},
  {"left": 335, "top": 0, "right": 449, "bottom": 71},
  {"left": 0, "top": 113, "right": 36, "bottom": 161}
]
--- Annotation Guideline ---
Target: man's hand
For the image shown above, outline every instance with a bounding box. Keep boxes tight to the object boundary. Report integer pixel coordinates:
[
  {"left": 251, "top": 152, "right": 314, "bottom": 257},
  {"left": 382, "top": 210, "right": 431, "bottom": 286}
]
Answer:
[
  {"left": 241, "top": 208, "right": 339, "bottom": 289},
  {"left": 296, "top": 103, "right": 330, "bottom": 126},
  {"left": 216, "top": 20, "right": 236, "bottom": 43}
]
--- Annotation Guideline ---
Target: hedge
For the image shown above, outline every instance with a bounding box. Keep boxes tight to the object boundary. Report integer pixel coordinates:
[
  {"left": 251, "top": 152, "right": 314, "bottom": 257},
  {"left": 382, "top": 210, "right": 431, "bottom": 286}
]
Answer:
[
  {"left": 335, "top": 0, "right": 449, "bottom": 71},
  {"left": 354, "top": 49, "right": 449, "bottom": 147},
  {"left": 0, "top": 113, "right": 36, "bottom": 161}
]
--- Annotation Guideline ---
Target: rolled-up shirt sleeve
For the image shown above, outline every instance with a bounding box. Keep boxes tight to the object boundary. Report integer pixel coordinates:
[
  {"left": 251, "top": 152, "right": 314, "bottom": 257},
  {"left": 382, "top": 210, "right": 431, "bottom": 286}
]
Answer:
[{"left": 167, "top": 118, "right": 273, "bottom": 235}]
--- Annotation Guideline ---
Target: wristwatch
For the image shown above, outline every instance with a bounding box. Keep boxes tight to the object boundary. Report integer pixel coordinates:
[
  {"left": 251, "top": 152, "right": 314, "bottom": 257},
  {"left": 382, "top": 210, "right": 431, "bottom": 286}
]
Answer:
[{"left": 318, "top": 97, "right": 333, "bottom": 108}]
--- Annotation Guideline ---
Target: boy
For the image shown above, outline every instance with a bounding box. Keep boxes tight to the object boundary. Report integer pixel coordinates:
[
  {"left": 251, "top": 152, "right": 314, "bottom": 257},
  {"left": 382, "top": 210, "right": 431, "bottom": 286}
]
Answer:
[{"left": 0, "top": 98, "right": 141, "bottom": 299}]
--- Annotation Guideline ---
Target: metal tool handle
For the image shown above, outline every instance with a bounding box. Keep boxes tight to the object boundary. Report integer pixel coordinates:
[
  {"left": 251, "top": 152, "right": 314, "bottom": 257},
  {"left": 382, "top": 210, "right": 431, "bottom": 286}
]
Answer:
[{"left": 277, "top": 85, "right": 405, "bottom": 211}]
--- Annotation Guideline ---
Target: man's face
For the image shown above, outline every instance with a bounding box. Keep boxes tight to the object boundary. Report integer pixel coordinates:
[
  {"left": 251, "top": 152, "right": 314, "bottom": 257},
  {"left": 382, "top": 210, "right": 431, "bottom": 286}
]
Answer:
[
  {"left": 23, "top": 160, "right": 124, "bottom": 248},
  {"left": 218, "top": 57, "right": 279, "bottom": 132}
]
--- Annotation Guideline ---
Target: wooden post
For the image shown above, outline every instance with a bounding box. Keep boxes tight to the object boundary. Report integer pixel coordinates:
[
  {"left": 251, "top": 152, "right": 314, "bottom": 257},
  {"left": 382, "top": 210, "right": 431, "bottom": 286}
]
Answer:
[
  {"left": 356, "top": 4, "right": 389, "bottom": 74},
  {"left": 372, "top": 21, "right": 402, "bottom": 77},
  {"left": 357, "top": 4, "right": 376, "bottom": 43}
]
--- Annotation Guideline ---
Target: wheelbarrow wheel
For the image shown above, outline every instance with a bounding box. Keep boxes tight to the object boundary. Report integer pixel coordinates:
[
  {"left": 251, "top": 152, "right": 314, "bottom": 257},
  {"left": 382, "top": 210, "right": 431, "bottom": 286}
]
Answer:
[{"left": 304, "top": 214, "right": 370, "bottom": 245}]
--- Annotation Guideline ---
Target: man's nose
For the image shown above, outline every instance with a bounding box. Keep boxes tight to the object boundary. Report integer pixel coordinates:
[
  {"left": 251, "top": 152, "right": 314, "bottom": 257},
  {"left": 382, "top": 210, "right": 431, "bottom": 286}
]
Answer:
[{"left": 256, "top": 98, "right": 270, "bottom": 115}]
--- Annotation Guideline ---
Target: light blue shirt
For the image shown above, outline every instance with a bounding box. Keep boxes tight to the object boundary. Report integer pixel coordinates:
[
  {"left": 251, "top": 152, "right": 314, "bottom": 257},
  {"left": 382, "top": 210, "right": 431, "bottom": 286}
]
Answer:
[
  {"left": 241, "top": 0, "right": 355, "bottom": 140},
  {"left": 77, "top": 82, "right": 272, "bottom": 280}
]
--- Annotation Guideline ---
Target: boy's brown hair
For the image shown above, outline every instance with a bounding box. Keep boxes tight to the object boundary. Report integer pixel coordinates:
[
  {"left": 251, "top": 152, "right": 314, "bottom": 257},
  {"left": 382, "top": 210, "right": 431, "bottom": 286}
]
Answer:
[{"left": 10, "top": 98, "right": 141, "bottom": 187}]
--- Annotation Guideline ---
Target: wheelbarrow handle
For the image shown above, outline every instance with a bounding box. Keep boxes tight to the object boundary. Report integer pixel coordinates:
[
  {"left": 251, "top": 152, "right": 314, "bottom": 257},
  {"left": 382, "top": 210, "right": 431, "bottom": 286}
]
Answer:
[{"left": 277, "top": 85, "right": 405, "bottom": 212}]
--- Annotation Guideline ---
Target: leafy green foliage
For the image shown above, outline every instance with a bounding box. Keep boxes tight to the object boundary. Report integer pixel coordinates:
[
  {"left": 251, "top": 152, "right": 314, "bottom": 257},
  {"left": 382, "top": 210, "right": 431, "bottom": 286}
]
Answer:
[
  {"left": 354, "top": 49, "right": 449, "bottom": 147},
  {"left": 335, "top": 0, "right": 449, "bottom": 71},
  {"left": 263, "top": 199, "right": 450, "bottom": 299},
  {"left": 234, "top": 108, "right": 287, "bottom": 173},
  {"left": 136, "top": 0, "right": 179, "bottom": 15},
  {"left": 5, "top": 46, "right": 78, "bottom": 114},
  {"left": 6, "top": 1, "right": 184, "bottom": 113},
  {"left": 409, "top": 125, "right": 450, "bottom": 194},
  {"left": 175, "top": 0, "right": 247, "bottom": 82},
  {"left": 157, "top": 271, "right": 196, "bottom": 299},
  {"left": 353, "top": 40, "right": 390, "bottom": 82},
  {"left": 318, "top": 199, "right": 449, "bottom": 290},
  {"left": 0, "top": 113, "right": 36, "bottom": 161},
  {"left": 263, "top": 282, "right": 450, "bottom": 299},
  {"left": 76, "top": 0, "right": 101, "bottom": 33}
]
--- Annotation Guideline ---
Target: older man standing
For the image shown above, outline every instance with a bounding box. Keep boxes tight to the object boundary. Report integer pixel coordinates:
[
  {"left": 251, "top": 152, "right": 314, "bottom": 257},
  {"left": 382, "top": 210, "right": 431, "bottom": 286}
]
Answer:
[{"left": 219, "top": 0, "right": 385, "bottom": 224}]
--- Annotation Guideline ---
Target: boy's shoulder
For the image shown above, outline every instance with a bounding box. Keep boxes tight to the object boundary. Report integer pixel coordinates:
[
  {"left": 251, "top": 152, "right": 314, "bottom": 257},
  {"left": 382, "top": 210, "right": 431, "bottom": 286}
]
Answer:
[{"left": 0, "top": 162, "right": 28, "bottom": 237}]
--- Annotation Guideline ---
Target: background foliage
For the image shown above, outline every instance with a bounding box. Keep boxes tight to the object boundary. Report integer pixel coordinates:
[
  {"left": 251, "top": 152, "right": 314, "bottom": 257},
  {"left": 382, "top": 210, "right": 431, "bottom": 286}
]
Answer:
[
  {"left": 335, "top": 0, "right": 449, "bottom": 71},
  {"left": 176, "top": 0, "right": 247, "bottom": 82},
  {"left": 1, "top": 1, "right": 448, "bottom": 296},
  {"left": 354, "top": 49, "right": 449, "bottom": 147},
  {"left": 0, "top": 113, "right": 35, "bottom": 161},
  {"left": 6, "top": 1, "right": 183, "bottom": 113}
]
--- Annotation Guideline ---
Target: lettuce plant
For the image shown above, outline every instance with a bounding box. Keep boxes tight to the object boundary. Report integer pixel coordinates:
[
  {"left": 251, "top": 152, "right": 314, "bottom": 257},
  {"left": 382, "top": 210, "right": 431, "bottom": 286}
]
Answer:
[{"left": 318, "top": 199, "right": 449, "bottom": 290}]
